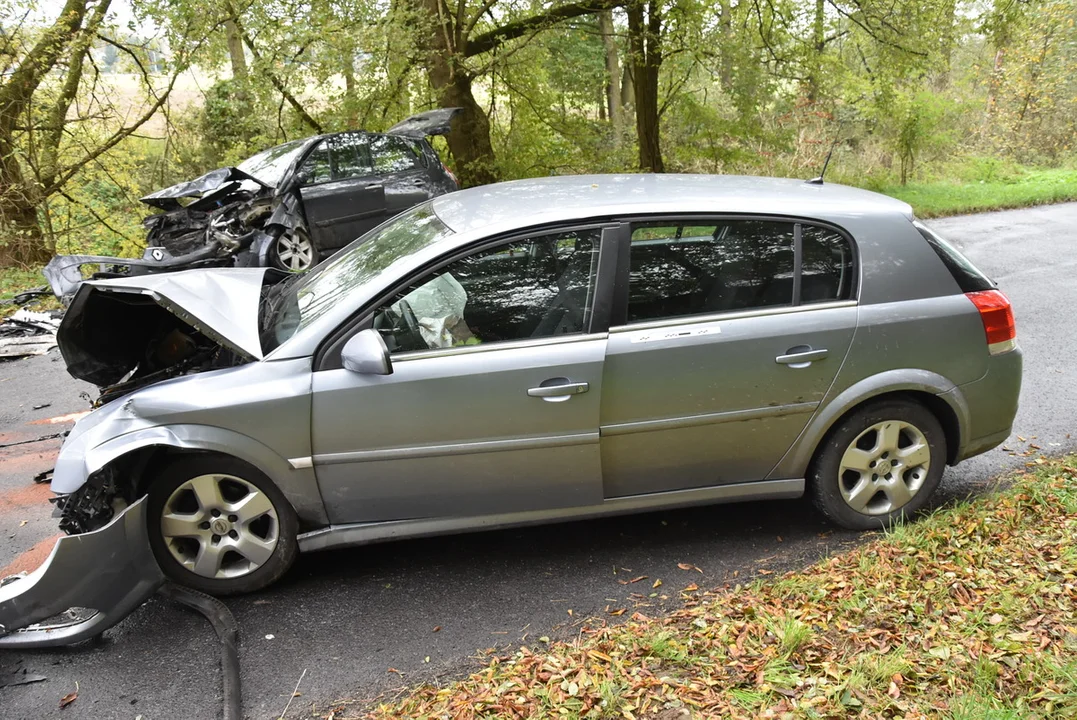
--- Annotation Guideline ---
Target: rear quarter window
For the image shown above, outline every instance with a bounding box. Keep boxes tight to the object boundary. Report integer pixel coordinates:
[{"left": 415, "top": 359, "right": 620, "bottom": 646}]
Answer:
[{"left": 914, "top": 221, "right": 994, "bottom": 293}]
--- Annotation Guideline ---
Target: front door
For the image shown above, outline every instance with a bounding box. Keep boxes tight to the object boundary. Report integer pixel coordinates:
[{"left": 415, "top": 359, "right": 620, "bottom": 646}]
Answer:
[
  {"left": 310, "top": 226, "right": 613, "bottom": 524},
  {"left": 600, "top": 218, "right": 858, "bottom": 498},
  {"left": 298, "top": 134, "right": 387, "bottom": 251}
]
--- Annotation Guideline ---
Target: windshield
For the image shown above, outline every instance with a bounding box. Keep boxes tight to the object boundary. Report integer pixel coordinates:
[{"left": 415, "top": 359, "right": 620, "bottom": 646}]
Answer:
[
  {"left": 236, "top": 139, "right": 309, "bottom": 187},
  {"left": 261, "top": 203, "right": 454, "bottom": 353}
]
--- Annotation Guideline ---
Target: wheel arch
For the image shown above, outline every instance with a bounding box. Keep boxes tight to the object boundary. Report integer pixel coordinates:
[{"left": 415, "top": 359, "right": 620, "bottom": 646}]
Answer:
[
  {"left": 769, "top": 369, "right": 968, "bottom": 480},
  {"left": 73, "top": 425, "right": 328, "bottom": 529}
]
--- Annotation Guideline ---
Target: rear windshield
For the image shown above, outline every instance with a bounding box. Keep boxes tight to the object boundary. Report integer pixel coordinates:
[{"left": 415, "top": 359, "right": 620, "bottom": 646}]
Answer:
[{"left": 913, "top": 221, "right": 994, "bottom": 293}]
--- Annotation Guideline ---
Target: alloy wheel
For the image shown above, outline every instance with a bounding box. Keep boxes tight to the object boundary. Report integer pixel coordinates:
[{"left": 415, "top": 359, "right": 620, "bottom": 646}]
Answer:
[
  {"left": 275, "top": 231, "right": 314, "bottom": 272},
  {"left": 159, "top": 473, "right": 280, "bottom": 579},
  {"left": 837, "top": 420, "right": 931, "bottom": 516}
]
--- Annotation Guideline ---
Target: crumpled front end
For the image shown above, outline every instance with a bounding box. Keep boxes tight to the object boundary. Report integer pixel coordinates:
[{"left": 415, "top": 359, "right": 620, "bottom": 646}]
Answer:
[{"left": 0, "top": 498, "right": 163, "bottom": 648}]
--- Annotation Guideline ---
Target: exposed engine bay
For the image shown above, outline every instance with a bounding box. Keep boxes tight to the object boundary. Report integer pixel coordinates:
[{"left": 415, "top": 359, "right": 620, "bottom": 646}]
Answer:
[
  {"left": 62, "top": 289, "right": 248, "bottom": 406},
  {"left": 43, "top": 167, "right": 296, "bottom": 301}
]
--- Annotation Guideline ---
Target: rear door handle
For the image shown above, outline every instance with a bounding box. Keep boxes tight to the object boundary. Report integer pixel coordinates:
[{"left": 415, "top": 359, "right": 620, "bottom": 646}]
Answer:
[
  {"left": 527, "top": 381, "right": 589, "bottom": 398},
  {"left": 775, "top": 347, "right": 828, "bottom": 367}
]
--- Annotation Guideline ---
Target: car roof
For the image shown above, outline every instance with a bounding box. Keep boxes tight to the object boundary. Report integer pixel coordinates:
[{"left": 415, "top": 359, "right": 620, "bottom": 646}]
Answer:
[{"left": 430, "top": 174, "right": 911, "bottom": 235}]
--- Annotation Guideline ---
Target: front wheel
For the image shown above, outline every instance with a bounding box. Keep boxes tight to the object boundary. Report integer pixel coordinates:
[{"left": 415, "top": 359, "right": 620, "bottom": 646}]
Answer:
[
  {"left": 808, "top": 399, "right": 946, "bottom": 530},
  {"left": 270, "top": 229, "right": 316, "bottom": 272},
  {"left": 146, "top": 455, "right": 298, "bottom": 595}
]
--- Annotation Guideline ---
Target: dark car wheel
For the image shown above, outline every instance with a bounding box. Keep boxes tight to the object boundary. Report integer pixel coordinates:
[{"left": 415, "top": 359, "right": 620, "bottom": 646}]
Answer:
[
  {"left": 809, "top": 399, "right": 946, "bottom": 530},
  {"left": 146, "top": 455, "right": 298, "bottom": 595},
  {"left": 271, "top": 228, "right": 316, "bottom": 272}
]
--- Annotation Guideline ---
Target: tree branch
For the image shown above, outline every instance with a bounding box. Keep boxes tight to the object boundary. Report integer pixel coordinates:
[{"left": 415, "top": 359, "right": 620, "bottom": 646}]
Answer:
[
  {"left": 230, "top": 5, "right": 324, "bottom": 133},
  {"left": 465, "top": 0, "right": 623, "bottom": 58}
]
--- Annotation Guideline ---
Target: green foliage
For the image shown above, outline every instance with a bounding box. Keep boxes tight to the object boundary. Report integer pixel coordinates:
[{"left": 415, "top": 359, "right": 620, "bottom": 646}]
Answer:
[{"left": 2, "top": 0, "right": 1075, "bottom": 265}]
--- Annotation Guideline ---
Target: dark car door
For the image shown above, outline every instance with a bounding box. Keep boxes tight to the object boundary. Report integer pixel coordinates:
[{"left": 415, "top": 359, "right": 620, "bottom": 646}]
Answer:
[
  {"left": 368, "top": 134, "right": 436, "bottom": 218},
  {"left": 298, "top": 134, "right": 387, "bottom": 251}
]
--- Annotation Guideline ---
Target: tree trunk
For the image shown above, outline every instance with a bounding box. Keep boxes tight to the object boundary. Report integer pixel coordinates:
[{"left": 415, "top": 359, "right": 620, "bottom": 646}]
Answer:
[
  {"left": 807, "top": 0, "right": 825, "bottom": 101},
  {"left": 599, "top": 10, "right": 623, "bottom": 145},
  {"left": 413, "top": 0, "right": 497, "bottom": 187},
  {"left": 225, "top": 18, "right": 248, "bottom": 80},
  {"left": 0, "top": 142, "right": 49, "bottom": 265},
  {"left": 718, "top": 0, "right": 733, "bottom": 91},
  {"left": 0, "top": 0, "right": 90, "bottom": 265},
  {"left": 627, "top": 0, "right": 664, "bottom": 172},
  {"left": 342, "top": 40, "right": 359, "bottom": 128},
  {"left": 621, "top": 63, "right": 634, "bottom": 109}
]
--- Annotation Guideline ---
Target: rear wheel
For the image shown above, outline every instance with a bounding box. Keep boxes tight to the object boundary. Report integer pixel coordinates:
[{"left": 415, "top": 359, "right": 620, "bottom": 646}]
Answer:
[
  {"left": 809, "top": 399, "right": 946, "bottom": 530},
  {"left": 146, "top": 455, "right": 298, "bottom": 595}
]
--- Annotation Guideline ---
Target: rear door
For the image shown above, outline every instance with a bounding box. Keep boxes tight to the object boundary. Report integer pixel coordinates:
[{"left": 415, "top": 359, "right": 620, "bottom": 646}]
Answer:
[
  {"left": 367, "top": 134, "right": 436, "bottom": 218},
  {"left": 298, "top": 134, "right": 387, "bottom": 250},
  {"left": 600, "top": 218, "right": 858, "bottom": 498}
]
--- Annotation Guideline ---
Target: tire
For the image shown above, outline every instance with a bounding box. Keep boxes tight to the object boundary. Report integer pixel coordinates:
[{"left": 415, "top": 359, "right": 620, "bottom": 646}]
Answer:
[
  {"left": 146, "top": 455, "right": 298, "bottom": 595},
  {"left": 808, "top": 399, "right": 946, "bottom": 530},
  {"left": 270, "top": 229, "right": 316, "bottom": 272}
]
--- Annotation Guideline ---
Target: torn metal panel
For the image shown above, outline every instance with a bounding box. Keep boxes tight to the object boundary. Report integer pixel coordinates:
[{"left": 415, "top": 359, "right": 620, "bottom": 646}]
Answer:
[
  {"left": 139, "top": 167, "right": 269, "bottom": 211},
  {"left": 0, "top": 309, "right": 61, "bottom": 358},
  {"left": 0, "top": 498, "right": 163, "bottom": 648}
]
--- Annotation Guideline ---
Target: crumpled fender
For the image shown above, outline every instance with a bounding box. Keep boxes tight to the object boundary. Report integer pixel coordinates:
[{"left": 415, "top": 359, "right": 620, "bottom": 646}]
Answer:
[
  {"left": 54, "top": 423, "right": 326, "bottom": 527},
  {"left": 767, "top": 368, "right": 970, "bottom": 480}
]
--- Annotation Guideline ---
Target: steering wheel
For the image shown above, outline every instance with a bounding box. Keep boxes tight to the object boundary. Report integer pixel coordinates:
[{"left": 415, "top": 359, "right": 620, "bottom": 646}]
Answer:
[{"left": 373, "top": 298, "right": 425, "bottom": 351}]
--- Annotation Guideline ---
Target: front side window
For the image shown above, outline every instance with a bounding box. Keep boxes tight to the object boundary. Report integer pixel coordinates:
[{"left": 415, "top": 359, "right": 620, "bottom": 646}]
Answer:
[
  {"left": 373, "top": 229, "right": 601, "bottom": 354},
  {"left": 299, "top": 141, "right": 332, "bottom": 185},
  {"left": 329, "top": 133, "right": 373, "bottom": 180},
  {"left": 628, "top": 220, "right": 796, "bottom": 323}
]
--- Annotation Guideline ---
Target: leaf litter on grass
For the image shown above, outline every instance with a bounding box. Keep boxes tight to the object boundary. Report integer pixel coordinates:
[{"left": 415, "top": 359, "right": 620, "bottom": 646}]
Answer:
[{"left": 335, "top": 460, "right": 1077, "bottom": 720}]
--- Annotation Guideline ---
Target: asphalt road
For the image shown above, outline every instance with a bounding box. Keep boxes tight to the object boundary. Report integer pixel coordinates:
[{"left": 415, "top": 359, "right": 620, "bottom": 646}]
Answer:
[{"left": 1, "top": 202, "right": 1075, "bottom": 719}]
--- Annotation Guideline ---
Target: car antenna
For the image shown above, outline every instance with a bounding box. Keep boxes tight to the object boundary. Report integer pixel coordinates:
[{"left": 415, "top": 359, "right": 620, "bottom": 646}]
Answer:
[{"left": 806, "top": 121, "right": 844, "bottom": 185}]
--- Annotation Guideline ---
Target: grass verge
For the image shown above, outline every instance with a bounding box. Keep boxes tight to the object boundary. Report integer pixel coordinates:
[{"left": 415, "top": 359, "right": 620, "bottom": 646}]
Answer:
[
  {"left": 0, "top": 265, "right": 59, "bottom": 319},
  {"left": 351, "top": 459, "right": 1077, "bottom": 720},
  {"left": 880, "top": 168, "right": 1077, "bottom": 218}
]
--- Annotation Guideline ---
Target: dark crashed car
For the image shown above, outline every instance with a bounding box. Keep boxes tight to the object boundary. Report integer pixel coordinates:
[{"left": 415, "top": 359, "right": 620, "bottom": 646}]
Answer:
[{"left": 42, "top": 109, "right": 460, "bottom": 298}]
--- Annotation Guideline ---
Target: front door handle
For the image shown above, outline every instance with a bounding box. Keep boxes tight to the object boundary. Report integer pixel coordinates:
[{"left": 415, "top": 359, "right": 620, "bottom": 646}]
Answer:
[
  {"left": 776, "top": 347, "right": 828, "bottom": 367},
  {"left": 527, "top": 381, "right": 589, "bottom": 399}
]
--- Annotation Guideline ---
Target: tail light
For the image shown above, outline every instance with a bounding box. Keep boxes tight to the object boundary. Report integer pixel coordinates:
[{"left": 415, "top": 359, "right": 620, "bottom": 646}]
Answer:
[
  {"left": 442, "top": 163, "right": 458, "bottom": 186},
  {"left": 966, "top": 290, "right": 1016, "bottom": 355}
]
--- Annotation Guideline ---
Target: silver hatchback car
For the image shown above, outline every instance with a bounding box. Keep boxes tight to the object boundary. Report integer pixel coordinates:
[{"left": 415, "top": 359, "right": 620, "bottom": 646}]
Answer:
[{"left": 45, "top": 174, "right": 1022, "bottom": 597}]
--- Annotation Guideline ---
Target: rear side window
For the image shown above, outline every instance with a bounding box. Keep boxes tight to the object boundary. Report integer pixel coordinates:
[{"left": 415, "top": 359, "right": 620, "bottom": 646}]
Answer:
[
  {"left": 914, "top": 221, "right": 994, "bottom": 293},
  {"left": 801, "top": 225, "right": 855, "bottom": 304},
  {"left": 369, "top": 135, "right": 423, "bottom": 174},
  {"left": 626, "top": 219, "right": 854, "bottom": 324}
]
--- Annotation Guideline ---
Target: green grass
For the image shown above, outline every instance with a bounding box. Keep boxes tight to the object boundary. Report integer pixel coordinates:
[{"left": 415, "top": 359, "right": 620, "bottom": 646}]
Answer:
[
  {"left": 879, "top": 167, "right": 1077, "bottom": 217},
  {"left": 0, "top": 265, "right": 51, "bottom": 319}
]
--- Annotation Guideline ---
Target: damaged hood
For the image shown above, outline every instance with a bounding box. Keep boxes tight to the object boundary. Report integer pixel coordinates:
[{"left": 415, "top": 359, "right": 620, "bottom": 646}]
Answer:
[
  {"left": 140, "top": 167, "right": 268, "bottom": 210},
  {"left": 59, "top": 268, "right": 270, "bottom": 387}
]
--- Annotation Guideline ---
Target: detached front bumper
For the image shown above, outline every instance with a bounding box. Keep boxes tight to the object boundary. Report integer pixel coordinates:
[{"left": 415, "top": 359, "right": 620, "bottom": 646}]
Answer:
[{"left": 0, "top": 498, "right": 163, "bottom": 648}]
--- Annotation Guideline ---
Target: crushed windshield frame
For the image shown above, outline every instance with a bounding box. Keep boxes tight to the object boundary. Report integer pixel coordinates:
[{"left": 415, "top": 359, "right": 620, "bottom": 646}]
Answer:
[{"left": 260, "top": 203, "right": 454, "bottom": 355}]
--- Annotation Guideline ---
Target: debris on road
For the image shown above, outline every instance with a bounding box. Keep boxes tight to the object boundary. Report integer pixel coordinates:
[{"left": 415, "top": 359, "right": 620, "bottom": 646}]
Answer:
[
  {"left": 0, "top": 309, "right": 61, "bottom": 359},
  {"left": 33, "top": 468, "right": 54, "bottom": 484},
  {"left": 0, "top": 669, "right": 47, "bottom": 689}
]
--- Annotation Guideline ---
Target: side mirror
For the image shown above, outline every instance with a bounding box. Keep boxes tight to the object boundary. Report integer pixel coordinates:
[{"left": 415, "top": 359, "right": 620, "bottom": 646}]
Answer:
[
  {"left": 294, "top": 168, "right": 313, "bottom": 187},
  {"left": 341, "top": 329, "right": 393, "bottom": 375}
]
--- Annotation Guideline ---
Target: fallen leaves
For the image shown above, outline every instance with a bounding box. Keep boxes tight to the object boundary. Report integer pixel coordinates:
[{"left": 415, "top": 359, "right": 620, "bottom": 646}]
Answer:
[
  {"left": 360, "top": 459, "right": 1077, "bottom": 720},
  {"left": 59, "top": 682, "right": 78, "bottom": 709}
]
